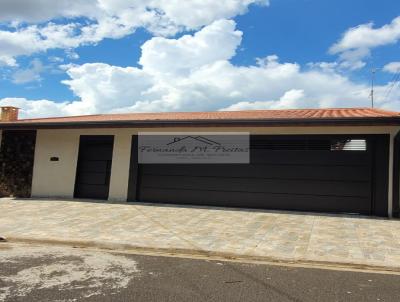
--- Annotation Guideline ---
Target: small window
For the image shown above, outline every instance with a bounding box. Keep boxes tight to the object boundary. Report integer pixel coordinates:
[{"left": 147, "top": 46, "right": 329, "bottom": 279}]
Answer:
[{"left": 330, "top": 139, "right": 367, "bottom": 151}]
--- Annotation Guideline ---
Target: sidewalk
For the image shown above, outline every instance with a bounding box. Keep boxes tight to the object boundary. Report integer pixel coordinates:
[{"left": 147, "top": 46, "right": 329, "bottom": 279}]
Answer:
[{"left": 1, "top": 198, "right": 400, "bottom": 271}]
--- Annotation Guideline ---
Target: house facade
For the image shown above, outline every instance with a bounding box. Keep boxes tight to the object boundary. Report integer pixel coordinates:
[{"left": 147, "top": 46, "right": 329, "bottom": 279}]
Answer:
[{"left": 1, "top": 106, "right": 400, "bottom": 217}]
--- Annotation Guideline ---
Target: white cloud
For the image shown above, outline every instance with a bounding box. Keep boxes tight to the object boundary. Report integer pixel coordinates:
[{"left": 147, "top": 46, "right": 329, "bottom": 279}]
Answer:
[
  {"left": 222, "top": 89, "right": 306, "bottom": 110},
  {"left": 0, "top": 0, "right": 267, "bottom": 65},
  {"left": 330, "top": 16, "right": 400, "bottom": 53},
  {"left": 0, "top": 0, "right": 268, "bottom": 27},
  {"left": 3, "top": 19, "right": 400, "bottom": 119},
  {"left": 65, "top": 49, "right": 79, "bottom": 60},
  {"left": 139, "top": 19, "right": 242, "bottom": 75},
  {"left": 0, "top": 55, "right": 17, "bottom": 67},
  {"left": 147, "top": 0, "right": 268, "bottom": 30},
  {"left": 62, "top": 63, "right": 155, "bottom": 113},
  {"left": 383, "top": 62, "right": 400, "bottom": 74},
  {"left": 0, "top": 0, "right": 97, "bottom": 23},
  {"left": 0, "top": 98, "right": 69, "bottom": 118},
  {"left": 330, "top": 16, "right": 400, "bottom": 70},
  {"left": 48, "top": 56, "right": 64, "bottom": 63},
  {"left": 306, "top": 62, "right": 338, "bottom": 73},
  {"left": 12, "top": 58, "right": 45, "bottom": 84}
]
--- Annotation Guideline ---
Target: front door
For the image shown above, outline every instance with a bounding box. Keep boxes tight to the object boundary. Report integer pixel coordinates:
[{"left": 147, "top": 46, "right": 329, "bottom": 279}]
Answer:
[{"left": 74, "top": 135, "right": 114, "bottom": 199}]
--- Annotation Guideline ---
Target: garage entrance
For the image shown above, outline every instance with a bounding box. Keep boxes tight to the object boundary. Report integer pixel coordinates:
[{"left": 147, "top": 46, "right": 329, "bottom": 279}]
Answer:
[
  {"left": 74, "top": 135, "right": 114, "bottom": 200},
  {"left": 128, "top": 135, "right": 389, "bottom": 216}
]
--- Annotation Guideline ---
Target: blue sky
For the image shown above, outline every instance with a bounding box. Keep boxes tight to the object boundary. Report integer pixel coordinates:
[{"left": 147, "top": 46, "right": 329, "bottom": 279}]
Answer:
[
  {"left": 0, "top": 0, "right": 399, "bottom": 118},
  {"left": 235, "top": 0, "right": 399, "bottom": 74}
]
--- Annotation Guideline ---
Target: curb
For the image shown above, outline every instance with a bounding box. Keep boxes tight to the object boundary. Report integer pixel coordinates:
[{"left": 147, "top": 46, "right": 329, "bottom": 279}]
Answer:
[{"left": 5, "top": 236, "right": 400, "bottom": 274}]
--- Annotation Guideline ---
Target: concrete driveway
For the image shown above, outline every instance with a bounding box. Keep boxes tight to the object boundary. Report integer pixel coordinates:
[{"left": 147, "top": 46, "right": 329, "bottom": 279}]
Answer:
[{"left": 1, "top": 198, "right": 400, "bottom": 270}]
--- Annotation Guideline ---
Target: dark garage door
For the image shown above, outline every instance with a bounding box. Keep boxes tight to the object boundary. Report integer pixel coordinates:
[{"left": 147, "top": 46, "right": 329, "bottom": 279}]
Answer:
[
  {"left": 129, "top": 135, "right": 389, "bottom": 216},
  {"left": 74, "top": 135, "right": 114, "bottom": 199}
]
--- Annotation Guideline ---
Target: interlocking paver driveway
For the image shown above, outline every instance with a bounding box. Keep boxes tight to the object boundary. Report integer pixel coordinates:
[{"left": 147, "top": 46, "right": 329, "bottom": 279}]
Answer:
[{"left": 1, "top": 198, "right": 400, "bottom": 269}]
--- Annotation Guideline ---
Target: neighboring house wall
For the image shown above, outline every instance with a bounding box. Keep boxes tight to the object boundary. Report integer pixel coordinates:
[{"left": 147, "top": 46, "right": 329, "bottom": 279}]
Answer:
[
  {"left": 31, "top": 126, "right": 400, "bottom": 215},
  {"left": 0, "top": 130, "right": 36, "bottom": 197}
]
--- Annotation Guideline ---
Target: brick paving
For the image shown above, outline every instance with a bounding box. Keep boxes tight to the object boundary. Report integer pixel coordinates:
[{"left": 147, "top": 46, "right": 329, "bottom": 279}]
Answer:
[{"left": 1, "top": 198, "right": 400, "bottom": 269}]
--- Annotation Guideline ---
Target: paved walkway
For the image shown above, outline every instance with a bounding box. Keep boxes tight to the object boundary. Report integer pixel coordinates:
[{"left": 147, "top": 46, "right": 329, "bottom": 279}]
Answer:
[{"left": 1, "top": 198, "right": 400, "bottom": 270}]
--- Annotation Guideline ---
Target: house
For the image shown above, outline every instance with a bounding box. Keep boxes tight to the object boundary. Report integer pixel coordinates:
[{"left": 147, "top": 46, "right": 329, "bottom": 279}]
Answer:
[{"left": 1, "top": 105, "right": 400, "bottom": 217}]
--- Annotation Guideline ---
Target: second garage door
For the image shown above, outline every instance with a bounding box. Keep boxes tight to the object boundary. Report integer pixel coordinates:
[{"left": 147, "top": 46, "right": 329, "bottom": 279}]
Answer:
[{"left": 129, "top": 135, "right": 389, "bottom": 216}]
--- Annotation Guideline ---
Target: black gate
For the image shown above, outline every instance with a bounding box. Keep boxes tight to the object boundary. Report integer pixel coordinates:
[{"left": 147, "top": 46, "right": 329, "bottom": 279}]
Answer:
[
  {"left": 74, "top": 135, "right": 114, "bottom": 199},
  {"left": 128, "top": 135, "right": 389, "bottom": 216}
]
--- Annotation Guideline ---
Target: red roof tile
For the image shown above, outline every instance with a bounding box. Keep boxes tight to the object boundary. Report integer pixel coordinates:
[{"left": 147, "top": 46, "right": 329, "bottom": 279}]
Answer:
[{"left": 1, "top": 107, "right": 400, "bottom": 127}]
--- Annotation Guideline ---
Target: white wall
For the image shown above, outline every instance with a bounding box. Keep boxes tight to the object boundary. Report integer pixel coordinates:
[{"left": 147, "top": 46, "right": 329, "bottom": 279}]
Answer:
[
  {"left": 108, "top": 132, "right": 132, "bottom": 201},
  {"left": 30, "top": 126, "right": 400, "bottom": 215},
  {"left": 31, "top": 130, "right": 80, "bottom": 198}
]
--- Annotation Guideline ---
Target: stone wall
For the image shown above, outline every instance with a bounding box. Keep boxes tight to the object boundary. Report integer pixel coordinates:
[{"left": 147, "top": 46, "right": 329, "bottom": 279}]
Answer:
[{"left": 0, "top": 130, "right": 36, "bottom": 197}]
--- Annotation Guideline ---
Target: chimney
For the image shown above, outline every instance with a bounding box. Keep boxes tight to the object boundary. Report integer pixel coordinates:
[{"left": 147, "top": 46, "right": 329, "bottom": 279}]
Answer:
[{"left": 0, "top": 106, "right": 19, "bottom": 122}]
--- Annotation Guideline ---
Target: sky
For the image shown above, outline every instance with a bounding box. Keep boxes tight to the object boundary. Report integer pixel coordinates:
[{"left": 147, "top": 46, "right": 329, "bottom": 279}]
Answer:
[{"left": 0, "top": 0, "right": 400, "bottom": 118}]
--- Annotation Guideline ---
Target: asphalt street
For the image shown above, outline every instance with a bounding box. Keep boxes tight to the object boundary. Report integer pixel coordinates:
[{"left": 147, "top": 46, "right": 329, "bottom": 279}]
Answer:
[{"left": 0, "top": 243, "right": 399, "bottom": 302}]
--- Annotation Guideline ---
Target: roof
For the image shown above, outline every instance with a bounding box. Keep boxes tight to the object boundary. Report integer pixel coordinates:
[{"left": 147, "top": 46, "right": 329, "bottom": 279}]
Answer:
[{"left": 1, "top": 107, "right": 400, "bottom": 129}]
